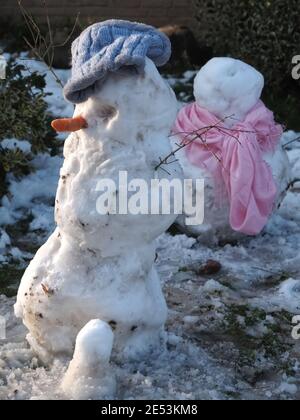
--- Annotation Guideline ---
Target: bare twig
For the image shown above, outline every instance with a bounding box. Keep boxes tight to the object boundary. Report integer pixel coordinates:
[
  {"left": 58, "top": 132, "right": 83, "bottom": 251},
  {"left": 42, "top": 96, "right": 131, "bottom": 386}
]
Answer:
[
  {"left": 251, "top": 266, "right": 283, "bottom": 275},
  {"left": 283, "top": 135, "right": 300, "bottom": 149},
  {"left": 216, "top": 126, "right": 242, "bottom": 146},
  {"left": 18, "top": 0, "right": 79, "bottom": 89},
  {"left": 286, "top": 178, "right": 300, "bottom": 193},
  {"left": 155, "top": 115, "right": 234, "bottom": 172}
]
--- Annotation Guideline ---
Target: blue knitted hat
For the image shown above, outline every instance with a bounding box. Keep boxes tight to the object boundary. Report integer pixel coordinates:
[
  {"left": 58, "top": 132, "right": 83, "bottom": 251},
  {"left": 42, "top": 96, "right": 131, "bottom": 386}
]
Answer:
[{"left": 64, "top": 20, "right": 171, "bottom": 104}]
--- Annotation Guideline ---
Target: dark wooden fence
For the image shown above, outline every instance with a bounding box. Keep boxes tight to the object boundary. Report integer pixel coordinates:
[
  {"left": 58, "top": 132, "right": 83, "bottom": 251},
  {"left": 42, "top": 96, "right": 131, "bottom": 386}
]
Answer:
[{"left": 1, "top": 0, "right": 195, "bottom": 27}]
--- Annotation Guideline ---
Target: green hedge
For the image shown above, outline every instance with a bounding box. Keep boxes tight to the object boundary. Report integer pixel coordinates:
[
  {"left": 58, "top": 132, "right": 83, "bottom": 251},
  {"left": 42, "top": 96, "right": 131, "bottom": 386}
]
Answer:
[
  {"left": 193, "top": 0, "right": 300, "bottom": 129},
  {"left": 0, "top": 59, "right": 58, "bottom": 197}
]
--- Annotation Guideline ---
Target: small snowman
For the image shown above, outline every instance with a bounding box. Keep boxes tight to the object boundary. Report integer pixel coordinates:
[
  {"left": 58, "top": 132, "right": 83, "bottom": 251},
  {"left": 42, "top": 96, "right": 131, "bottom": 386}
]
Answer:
[
  {"left": 172, "top": 57, "right": 291, "bottom": 240},
  {"left": 15, "top": 20, "right": 182, "bottom": 397}
]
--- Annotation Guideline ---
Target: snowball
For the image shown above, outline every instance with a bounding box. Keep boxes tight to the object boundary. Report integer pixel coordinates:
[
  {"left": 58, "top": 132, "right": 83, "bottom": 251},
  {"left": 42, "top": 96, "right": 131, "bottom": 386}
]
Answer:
[
  {"left": 73, "top": 320, "right": 114, "bottom": 366},
  {"left": 61, "top": 320, "right": 116, "bottom": 400}
]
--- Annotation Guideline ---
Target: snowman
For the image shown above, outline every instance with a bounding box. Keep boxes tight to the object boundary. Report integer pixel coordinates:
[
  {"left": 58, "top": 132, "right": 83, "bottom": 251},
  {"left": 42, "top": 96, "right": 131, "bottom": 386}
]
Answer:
[
  {"left": 14, "top": 20, "right": 182, "bottom": 397},
  {"left": 171, "top": 57, "right": 291, "bottom": 240}
]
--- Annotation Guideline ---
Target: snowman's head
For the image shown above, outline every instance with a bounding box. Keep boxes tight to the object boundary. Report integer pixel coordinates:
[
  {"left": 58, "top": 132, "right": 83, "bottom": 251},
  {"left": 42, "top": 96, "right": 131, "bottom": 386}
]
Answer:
[
  {"left": 194, "top": 57, "right": 264, "bottom": 123},
  {"left": 76, "top": 58, "right": 177, "bottom": 133},
  {"left": 52, "top": 58, "right": 177, "bottom": 136}
]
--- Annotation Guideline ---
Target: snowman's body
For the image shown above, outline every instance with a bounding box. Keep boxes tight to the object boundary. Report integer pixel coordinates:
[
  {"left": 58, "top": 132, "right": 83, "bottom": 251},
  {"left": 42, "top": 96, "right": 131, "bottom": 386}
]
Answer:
[
  {"left": 15, "top": 59, "right": 182, "bottom": 362},
  {"left": 172, "top": 58, "right": 291, "bottom": 239},
  {"left": 172, "top": 138, "right": 290, "bottom": 239}
]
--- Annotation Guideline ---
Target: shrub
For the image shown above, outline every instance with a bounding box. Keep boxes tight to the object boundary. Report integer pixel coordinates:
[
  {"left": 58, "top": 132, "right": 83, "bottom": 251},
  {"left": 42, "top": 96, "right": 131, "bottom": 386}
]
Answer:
[
  {"left": 193, "top": 0, "right": 300, "bottom": 128},
  {"left": 0, "top": 59, "right": 58, "bottom": 197}
]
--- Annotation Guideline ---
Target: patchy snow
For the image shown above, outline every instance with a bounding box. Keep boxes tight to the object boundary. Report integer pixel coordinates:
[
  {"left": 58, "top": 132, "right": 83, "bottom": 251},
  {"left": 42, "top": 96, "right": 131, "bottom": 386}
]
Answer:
[
  {"left": 0, "top": 53, "right": 68, "bottom": 263},
  {"left": 0, "top": 54, "right": 300, "bottom": 400},
  {"left": 7, "top": 154, "right": 62, "bottom": 212},
  {"left": 0, "top": 230, "right": 11, "bottom": 264},
  {"left": 18, "top": 53, "right": 73, "bottom": 119},
  {"left": 0, "top": 153, "right": 63, "bottom": 255},
  {"left": 276, "top": 279, "right": 300, "bottom": 313},
  {"left": 0, "top": 230, "right": 10, "bottom": 250},
  {"left": 278, "top": 382, "right": 298, "bottom": 396}
]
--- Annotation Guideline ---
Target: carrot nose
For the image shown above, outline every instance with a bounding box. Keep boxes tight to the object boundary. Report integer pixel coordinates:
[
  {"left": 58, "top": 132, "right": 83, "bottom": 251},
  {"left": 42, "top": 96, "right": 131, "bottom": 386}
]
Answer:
[{"left": 51, "top": 116, "right": 88, "bottom": 132}]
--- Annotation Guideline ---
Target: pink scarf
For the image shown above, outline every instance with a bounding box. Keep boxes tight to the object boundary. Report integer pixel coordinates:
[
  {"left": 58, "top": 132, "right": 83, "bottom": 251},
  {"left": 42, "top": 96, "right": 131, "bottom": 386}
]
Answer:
[{"left": 172, "top": 100, "right": 283, "bottom": 235}]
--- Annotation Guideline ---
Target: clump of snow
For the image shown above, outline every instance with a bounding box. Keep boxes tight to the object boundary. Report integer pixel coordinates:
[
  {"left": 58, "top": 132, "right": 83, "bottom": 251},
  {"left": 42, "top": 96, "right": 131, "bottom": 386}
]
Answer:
[
  {"left": 0, "top": 229, "right": 10, "bottom": 250},
  {"left": 1, "top": 139, "right": 31, "bottom": 154},
  {"left": 203, "top": 279, "right": 226, "bottom": 293},
  {"left": 61, "top": 320, "right": 116, "bottom": 400},
  {"left": 278, "top": 382, "right": 298, "bottom": 396},
  {"left": 183, "top": 315, "right": 200, "bottom": 325},
  {"left": 276, "top": 279, "right": 300, "bottom": 313},
  {"left": 0, "top": 229, "right": 11, "bottom": 263}
]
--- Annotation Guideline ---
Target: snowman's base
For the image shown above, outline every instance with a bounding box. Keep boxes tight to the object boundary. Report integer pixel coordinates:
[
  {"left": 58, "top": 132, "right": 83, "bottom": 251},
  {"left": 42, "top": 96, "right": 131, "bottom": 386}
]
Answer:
[
  {"left": 25, "top": 318, "right": 166, "bottom": 399},
  {"left": 15, "top": 229, "right": 169, "bottom": 364},
  {"left": 119, "top": 327, "right": 166, "bottom": 362},
  {"left": 26, "top": 333, "right": 57, "bottom": 366},
  {"left": 174, "top": 215, "right": 243, "bottom": 247}
]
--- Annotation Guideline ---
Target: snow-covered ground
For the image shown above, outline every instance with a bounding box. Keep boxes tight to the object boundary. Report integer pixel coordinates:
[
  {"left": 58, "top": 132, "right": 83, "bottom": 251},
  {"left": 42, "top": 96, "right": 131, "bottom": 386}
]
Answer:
[{"left": 0, "top": 58, "right": 300, "bottom": 400}]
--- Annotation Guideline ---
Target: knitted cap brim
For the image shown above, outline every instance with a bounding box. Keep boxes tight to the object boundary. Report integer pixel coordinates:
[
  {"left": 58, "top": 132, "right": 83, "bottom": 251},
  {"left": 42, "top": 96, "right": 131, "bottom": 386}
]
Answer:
[{"left": 64, "top": 20, "right": 171, "bottom": 104}]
